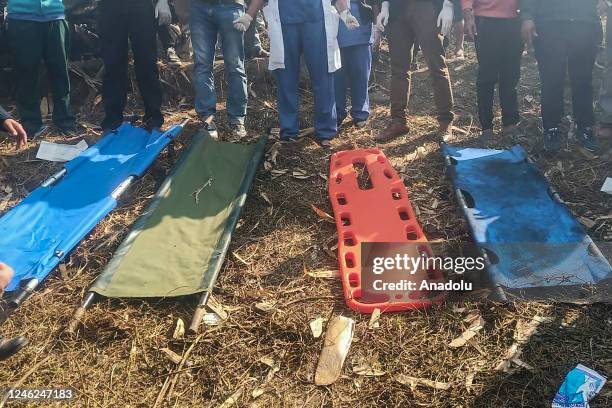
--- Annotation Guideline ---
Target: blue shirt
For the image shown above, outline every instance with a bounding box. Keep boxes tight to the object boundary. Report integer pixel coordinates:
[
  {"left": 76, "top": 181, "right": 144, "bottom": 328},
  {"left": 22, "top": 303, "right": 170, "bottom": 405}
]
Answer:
[
  {"left": 337, "top": 1, "right": 372, "bottom": 48},
  {"left": 279, "top": 0, "right": 324, "bottom": 24},
  {"left": 7, "top": 0, "right": 65, "bottom": 21}
]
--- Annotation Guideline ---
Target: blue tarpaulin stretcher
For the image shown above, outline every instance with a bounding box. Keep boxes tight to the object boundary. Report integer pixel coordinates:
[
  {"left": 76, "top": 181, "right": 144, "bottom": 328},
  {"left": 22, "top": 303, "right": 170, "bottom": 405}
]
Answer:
[
  {"left": 442, "top": 144, "right": 612, "bottom": 303},
  {"left": 0, "top": 122, "right": 185, "bottom": 305}
]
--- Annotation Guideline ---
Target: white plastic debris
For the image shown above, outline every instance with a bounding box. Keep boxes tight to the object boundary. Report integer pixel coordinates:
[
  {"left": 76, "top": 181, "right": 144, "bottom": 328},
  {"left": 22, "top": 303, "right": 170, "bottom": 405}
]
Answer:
[{"left": 36, "top": 140, "right": 88, "bottom": 162}]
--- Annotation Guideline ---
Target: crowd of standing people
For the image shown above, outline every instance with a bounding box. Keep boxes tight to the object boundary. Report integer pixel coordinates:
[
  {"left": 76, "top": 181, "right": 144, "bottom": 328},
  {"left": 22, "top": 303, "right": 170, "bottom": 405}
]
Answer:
[
  {"left": 1, "top": 0, "right": 612, "bottom": 360},
  {"left": 1, "top": 0, "right": 611, "bottom": 152}
]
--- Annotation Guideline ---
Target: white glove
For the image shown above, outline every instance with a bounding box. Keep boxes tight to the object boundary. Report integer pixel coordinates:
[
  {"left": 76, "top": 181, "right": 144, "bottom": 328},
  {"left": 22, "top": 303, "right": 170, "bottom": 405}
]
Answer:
[
  {"left": 339, "top": 9, "right": 360, "bottom": 30},
  {"left": 437, "top": 0, "right": 454, "bottom": 37},
  {"left": 233, "top": 13, "right": 253, "bottom": 32},
  {"left": 376, "top": 1, "right": 390, "bottom": 31},
  {"left": 155, "top": 0, "right": 172, "bottom": 26}
]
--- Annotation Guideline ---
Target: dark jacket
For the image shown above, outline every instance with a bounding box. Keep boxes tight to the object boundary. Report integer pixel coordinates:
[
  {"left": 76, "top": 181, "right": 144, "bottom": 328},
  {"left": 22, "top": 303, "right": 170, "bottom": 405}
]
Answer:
[
  {"left": 0, "top": 105, "right": 10, "bottom": 124},
  {"left": 520, "top": 0, "right": 599, "bottom": 23}
]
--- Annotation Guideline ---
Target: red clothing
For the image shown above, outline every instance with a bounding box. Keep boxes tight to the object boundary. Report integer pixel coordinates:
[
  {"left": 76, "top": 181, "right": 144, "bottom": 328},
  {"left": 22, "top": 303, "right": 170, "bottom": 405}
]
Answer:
[{"left": 462, "top": 0, "right": 518, "bottom": 18}]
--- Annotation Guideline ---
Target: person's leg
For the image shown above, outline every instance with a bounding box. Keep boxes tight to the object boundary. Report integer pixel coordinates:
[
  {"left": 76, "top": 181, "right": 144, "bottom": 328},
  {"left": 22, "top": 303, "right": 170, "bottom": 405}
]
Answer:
[
  {"left": 245, "top": 11, "right": 265, "bottom": 58},
  {"left": 388, "top": 9, "right": 415, "bottom": 124},
  {"left": 217, "top": 4, "right": 247, "bottom": 125},
  {"left": 498, "top": 18, "right": 523, "bottom": 130},
  {"left": 158, "top": 23, "right": 174, "bottom": 53},
  {"left": 43, "top": 19, "right": 75, "bottom": 131},
  {"left": 335, "top": 50, "right": 349, "bottom": 126},
  {"left": 568, "top": 21, "right": 600, "bottom": 150},
  {"left": 129, "top": 0, "right": 164, "bottom": 127},
  {"left": 98, "top": 0, "right": 129, "bottom": 130},
  {"left": 598, "top": 8, "right": 612, "bottom": 131},
  {"left": 411, "top": 0, "right": 454, "bottom": 127},
  {"left": 190, "top": 0, "right": 218, "bottom": 120},
  {"left": 376, "top": 7, "right": 414, "bottom": 141},
  {"left": 275, "top": 23, "right": 302, "bottom": 139},
  {"left": 474, "top": 17, "right": 499, "bottom": 131},
  {"left": 347, "top": 44, "right": 371, "bottom": 123},
  {"left": 302, "top": 18, "right": 337, "bottom": 140},
  {"left": 534, "top": 21, "right": 567, "bottom": 130},
  {"left": 568, "top": 22, "right": 600, "bottom": 129},
  {"left": 7, "top": 19, "right": 44, "bottom": 134},
  {"left": 452, "top": 2, "right": 464, "bottom": 56}
]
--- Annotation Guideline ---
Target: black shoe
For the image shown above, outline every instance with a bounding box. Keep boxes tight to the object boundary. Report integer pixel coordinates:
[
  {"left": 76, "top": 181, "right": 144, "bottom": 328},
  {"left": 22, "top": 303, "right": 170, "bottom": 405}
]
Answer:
[
  {"left": 101, "top": 118, "right": 123, "bottom": 133},
  {"left": 23, "top": 123, "right": 44, "bottom": 139},
  {"left": 478, "top": 129, "right": 495, "bottom": 144},
  {"left": 0, "top": 336, "right": 28, "bottom": 360},
  {"left": 354, "top": 120, "right": 368, "bottom": 129},
  {"left": 319, "top": 139, "right": 332, "bottom": 148},
  {"left": 543, "top": 128, "right": 562, "bottom": 153},
  {"left": 201, "top": 118, "right": 217, "bottom": 134},
  {"left": 577, "top": 126, "right": 598, "bottom": 152},
  {"left": 143, "top": 116, "right": 164, "bottom": 132}
]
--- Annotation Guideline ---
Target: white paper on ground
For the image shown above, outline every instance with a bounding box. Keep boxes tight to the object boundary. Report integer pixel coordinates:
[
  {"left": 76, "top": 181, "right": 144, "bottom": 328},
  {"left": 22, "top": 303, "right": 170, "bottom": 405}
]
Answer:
[
  {"left": 601, "top": 177, "right": 612, "bottom": 195},
  {"left": 36, "top": 140, "right": 88, "bottom": 162}
]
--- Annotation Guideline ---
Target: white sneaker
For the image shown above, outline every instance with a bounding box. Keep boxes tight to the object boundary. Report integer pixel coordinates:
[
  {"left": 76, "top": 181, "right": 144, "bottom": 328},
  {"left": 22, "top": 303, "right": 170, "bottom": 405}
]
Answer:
[{"left": 166, "top": 47, "right": 182, "bottom": 66}]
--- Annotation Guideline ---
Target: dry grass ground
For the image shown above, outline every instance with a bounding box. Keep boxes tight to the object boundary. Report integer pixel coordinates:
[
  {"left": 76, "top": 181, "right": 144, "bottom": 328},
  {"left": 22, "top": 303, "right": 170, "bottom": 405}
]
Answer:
[{"left": 0, "top": 41, "right": 611, "bottom": 407}]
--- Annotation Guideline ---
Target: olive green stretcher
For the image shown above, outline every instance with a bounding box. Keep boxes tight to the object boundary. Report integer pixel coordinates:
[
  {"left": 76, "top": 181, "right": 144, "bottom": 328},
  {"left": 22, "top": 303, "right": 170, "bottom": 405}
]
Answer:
[{"left": 68, "top": 130, "right": 267, "bottom": 334}]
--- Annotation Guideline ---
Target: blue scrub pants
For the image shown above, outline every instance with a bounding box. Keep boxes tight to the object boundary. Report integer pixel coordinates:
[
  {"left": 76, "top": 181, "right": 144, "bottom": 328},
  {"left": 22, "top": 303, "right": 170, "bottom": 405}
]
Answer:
[
  {"left": 275, "top": 19, "right": 337, "bottom": 140},
  {"left": 335, "top": 44, "right": 371, "bottom": 125}
]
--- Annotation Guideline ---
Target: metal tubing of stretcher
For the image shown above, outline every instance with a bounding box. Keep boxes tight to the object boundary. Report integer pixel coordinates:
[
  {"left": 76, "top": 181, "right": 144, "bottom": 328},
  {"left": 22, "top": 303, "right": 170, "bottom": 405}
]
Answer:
[
  {"left": 9, "top": 278, "right": 39, "bottom": 307},
  {"left": 62, "top": 124, "right": 189, "bottom": 333},
  {"left": 66, "top": 292, "right": 96, "bottom": 334},
  {"left": 188, "top": 133, "right": 268, "bottom": 334},
  {"left": 42, "top": 169, "right": 67, "bottom": 188}
]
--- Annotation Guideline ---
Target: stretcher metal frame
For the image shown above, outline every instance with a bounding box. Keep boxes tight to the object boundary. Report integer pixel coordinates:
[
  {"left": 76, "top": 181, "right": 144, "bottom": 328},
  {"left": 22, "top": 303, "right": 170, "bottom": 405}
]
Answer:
[{"left": 67, "top": 130, "right": 267, "bottom": 335}]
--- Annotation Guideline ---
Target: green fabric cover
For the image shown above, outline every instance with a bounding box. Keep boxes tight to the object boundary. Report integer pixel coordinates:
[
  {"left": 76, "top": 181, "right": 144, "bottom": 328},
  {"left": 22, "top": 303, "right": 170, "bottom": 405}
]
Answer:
[{"left": 91, "top": 132, "right": 256, "bottom": 298}]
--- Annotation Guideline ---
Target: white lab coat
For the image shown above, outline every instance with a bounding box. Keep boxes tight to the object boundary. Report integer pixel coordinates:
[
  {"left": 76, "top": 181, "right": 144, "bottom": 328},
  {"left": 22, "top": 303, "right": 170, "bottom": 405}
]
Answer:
[{"left": 263, "top": 0, "right": 342, "bottom": 73}]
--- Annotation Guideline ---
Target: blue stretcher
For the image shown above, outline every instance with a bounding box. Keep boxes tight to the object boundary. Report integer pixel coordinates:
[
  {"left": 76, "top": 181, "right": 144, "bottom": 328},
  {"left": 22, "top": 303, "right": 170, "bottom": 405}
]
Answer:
[
  {"left": 0, "top": 122, "right": 185, "bottom": 305},
  {"left": 442, "top": 144, "right": 612, "bottom": 303}
]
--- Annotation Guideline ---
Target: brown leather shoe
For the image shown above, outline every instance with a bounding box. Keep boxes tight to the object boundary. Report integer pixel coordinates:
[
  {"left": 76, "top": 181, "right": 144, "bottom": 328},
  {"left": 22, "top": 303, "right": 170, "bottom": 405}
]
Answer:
[
  {"left": 437, "top": 122, "right": 454, "bottom": 143},
  {"left": 375, "top": 121, "right": 409, "bottom": 143}
]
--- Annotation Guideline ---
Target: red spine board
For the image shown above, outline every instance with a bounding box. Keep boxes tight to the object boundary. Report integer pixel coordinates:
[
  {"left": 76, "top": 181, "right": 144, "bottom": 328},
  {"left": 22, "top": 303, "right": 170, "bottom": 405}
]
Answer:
[{"left": 328, "top": 148, "right": 446, "bottom": 313}]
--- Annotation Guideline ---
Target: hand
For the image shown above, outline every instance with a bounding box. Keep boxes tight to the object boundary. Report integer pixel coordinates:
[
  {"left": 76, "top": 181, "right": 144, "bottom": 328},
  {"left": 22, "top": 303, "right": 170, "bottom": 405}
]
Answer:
[
  {"left": 521, "top": 19, "right": 538, "bottom": 49},
  {"left": 437, "top": 0, "right": 454, "bottom": 37},
  {"left": 376, "top": 1, "right": 390, "bottom": 31},
  {"left": 155, "top": 0, "right": 172, "bottom": 26},
  {"left": 340, "top": 9, "right": 360, "bottom": 30},
  {"left": 2, "top": 119, "right": 27, "bottom": 149},
  {"left": 233, "top": 13, "right": 253, "bottom": 32},
  {"left": 463, "top": 8, "right": 476, "bottom": 41},
  {"left": 0, "top": 262, "right": 14, "bottom": 293}
]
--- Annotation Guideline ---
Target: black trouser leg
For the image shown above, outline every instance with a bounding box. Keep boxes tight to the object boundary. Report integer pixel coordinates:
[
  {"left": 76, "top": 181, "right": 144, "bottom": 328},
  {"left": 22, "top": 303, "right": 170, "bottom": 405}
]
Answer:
[
  {"left": 98, "top": 0, "right": 129, "bottom": 129},
  {"left": 567, "top": 22, "right": 601, "bottom": 129},
  {"left": 534, "top": 21, "right": 568, "bottom": 130},
  {"left": 129, "top": 0, "right": 164, "bottom": 127},
  {"left": 158, "top": 24, "right": 174, "bottom": 52},
  {"left": 475, "top": 17, "right": 523, "bottom": 130},
  {"left": 475, "top": 17, "right": 499, "bottom": 130},
  {"left": 497, "top": 18, "right": 523, "bottom": 127}
]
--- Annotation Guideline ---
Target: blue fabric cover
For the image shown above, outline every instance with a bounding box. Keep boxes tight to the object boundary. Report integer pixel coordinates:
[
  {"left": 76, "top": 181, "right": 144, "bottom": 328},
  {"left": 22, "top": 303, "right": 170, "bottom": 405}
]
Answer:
[
  {"left": 0, "top": 123, "right": 182, "bottom": 292},
  {"left": 442, "top": 144, "right": 612, "bottom": 292}
]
